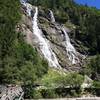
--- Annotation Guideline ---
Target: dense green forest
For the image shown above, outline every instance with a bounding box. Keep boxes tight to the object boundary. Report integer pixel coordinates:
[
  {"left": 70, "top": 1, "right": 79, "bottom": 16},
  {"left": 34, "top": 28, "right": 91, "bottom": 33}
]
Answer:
[{"left": 0, "top": 0, "right": 100, "bottom": 98}]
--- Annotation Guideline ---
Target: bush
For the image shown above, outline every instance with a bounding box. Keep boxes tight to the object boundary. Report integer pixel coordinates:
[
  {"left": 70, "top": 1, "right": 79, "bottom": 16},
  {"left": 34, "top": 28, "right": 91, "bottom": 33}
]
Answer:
[
  {"left": 84, "top": 81, "right": 100, "bottom": 96},
  {"left": 41, "top": 89, "right": 59, "bottom": 98},
  {"left": 83, "top": 55, "right": 100, "bottom": 80},
  {"left": 24, "top": 87, "right": 42, "bottom": 99},
  {"left": 93, "top": 81, "right": 100, "bottom": 88},
  {"left": 0, "top": 0, "right": 49, "bottom": 85},
  {"left": 41, "top": 69, "right": 84, "bottom": 88}
]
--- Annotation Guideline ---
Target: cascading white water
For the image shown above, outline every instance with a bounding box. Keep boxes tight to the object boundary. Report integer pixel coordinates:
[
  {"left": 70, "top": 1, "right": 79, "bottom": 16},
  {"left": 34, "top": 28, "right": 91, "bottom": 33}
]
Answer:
[
  {"left": 20, "top": 0, "right": 32, "bottom": 16},
  {"left": 32, "top": 7, "right": 60, "bottom": 68},
  {"left": 49, "top": 10, "right": 79, "bottom": 64},
  {"left": 20, "top": 0, "right": 60, "bottom": 68},
  {"left": 49, "top": 10, "right": 55, "bottom": 23},
  {"left": 62, "top": 28, "right": 79, "bottom": 64}
]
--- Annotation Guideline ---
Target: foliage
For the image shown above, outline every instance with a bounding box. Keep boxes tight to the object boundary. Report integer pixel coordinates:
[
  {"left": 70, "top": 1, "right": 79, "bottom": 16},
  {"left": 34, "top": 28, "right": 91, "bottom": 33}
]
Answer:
[
  {"left": 41, "top": 69, "right": 84, "bottom": 88},
  {"left": 0, "top": 1, "right": 49, "bottom": 99},
  {"left": 32, "top": 69, "right": 84, "bottom": 98},
  {"left": 1, "top": 0, "right": 100, "bottom": 98},
  {"left": 84, "top": 81, "right": 100, "bottom": 96},
  {"left": 83, "top": 55, "right": 100, "bottom": 80},
  {"left": 23, "top": 85, "right": 43, "bottom": 99},
  {"left": 93, "top": 81, "right": 100, "bottom": 88},
  {"left": 0, "top": 38, "right": 48, "bottom": 84},
  {"left": 0, "top": 0, "right": 48, "bottom": 85},
  {"left": 40, "top": 69, "right": 64, "bottom": 87},
  {"left": 40, "top": 89, "right": 59, "bottom": 98},
  {"left": 62, "top": 72, "right": 84, "bottom": 87},
  {"left": 0, "top": 0, "right": 21, "bottom": 59}
]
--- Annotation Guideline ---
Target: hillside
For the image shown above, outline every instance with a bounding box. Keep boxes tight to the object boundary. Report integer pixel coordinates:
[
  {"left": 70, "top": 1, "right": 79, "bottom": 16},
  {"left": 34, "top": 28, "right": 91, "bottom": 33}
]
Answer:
[{"left": 0, "top": 0, "right": 100, "bottom": 99}]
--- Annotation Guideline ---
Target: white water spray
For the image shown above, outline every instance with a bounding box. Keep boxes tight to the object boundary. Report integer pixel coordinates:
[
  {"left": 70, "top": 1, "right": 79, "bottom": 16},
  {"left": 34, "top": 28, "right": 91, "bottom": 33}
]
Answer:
[
  {"left": 20, "top": 0, "right": 60, "bottom": 68},
  {"left": 62, "top": 27, "right": 79, "bottom": 64},
  {"left": 49, "top": 10, "right": 55, "bottom": 23},
  {"left": 32, "top": 7, "right": 60, "bottom": 68}
]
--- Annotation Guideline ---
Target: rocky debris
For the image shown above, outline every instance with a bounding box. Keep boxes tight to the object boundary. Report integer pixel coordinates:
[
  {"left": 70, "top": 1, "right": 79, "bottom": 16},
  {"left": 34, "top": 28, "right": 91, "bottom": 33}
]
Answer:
[{"left": 0, "top": 85, "right": 24, "bottom": 100}]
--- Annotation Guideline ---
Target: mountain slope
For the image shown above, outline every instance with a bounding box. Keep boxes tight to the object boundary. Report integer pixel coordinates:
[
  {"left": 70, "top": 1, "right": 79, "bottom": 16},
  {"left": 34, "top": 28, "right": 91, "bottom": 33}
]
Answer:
[{"left": 0, "top": 0, "right": 100, "bottom": 99}]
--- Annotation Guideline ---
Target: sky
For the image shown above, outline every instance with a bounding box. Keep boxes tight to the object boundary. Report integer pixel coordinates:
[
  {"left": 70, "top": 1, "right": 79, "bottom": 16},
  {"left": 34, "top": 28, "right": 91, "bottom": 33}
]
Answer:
[{"left": 74, "top": 0, "right": 100, "bottom": 9}]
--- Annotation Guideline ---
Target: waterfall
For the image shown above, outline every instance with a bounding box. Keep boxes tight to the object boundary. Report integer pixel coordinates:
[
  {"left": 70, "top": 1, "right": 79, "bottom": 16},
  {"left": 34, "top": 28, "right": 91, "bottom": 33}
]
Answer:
[
  {"left": 20, "top": 0, "right": 79, "bottom": 66},
  {"left": 32, "top": 7, "right": 60, "bottom": 68},
  {"left": 20, "top": 0, "right": 60, "bottom": 68},
  {"left": 49, "top": 9, "right": 79, "bottom": 64},
  {"left": 62, "top": 27, "right": 79, "bottom": 64},
  {"left": 49, "top": 10, "right": 55, "bottom": 23}
]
